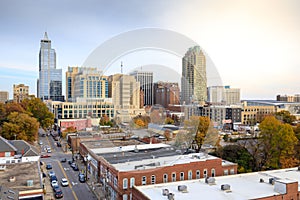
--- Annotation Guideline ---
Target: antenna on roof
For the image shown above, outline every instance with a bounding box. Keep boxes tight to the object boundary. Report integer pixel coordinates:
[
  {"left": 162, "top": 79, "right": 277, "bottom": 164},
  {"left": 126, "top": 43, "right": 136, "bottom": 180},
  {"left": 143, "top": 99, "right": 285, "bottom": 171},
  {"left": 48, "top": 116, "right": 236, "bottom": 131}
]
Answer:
[{"left": 121, "top": 61, "right": 123, "bottom": 74}]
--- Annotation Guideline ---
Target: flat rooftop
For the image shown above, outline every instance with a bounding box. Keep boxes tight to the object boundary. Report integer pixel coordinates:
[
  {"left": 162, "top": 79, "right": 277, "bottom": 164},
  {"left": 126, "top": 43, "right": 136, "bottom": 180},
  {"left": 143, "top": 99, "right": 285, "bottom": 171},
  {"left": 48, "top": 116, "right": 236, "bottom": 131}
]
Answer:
[
  {"left": 135, "top": 167, "right": 300, "bottom": 200},
  {"left": 82, "top": 138, "right": 145, "bottom": 150},
  {"left": 0, "top": 162, "right": 42, "bottom": 192}
]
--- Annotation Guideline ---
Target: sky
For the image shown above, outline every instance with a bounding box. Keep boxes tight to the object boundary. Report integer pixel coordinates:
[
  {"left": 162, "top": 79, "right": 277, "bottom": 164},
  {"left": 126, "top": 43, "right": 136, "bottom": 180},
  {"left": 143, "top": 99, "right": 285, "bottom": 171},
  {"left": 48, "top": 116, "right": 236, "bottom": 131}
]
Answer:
[{"left": 0, "top": 0, "right": 300, "bottom": 99}]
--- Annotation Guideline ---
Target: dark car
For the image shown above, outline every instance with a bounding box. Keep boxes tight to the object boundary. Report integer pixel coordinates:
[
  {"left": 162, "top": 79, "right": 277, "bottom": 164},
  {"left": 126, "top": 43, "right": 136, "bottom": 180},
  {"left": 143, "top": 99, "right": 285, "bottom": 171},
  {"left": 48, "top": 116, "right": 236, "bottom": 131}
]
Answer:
[
  {"left": 52, "top": 184, "right": 60, "bottom": 192},
  {"left": 68, "top": 160, "right": 73, "bottom": 165},
  {"left": 46, "top": 163, "right": 52, "bottom": 170},
  {"left": 57, "top": 142, "right": 62, "bottom": 147},
  {"left": 73, "top": 165, "right": 79, "bottom": 171},
  {"left": 50, "top": 175, "right": 58, "bottom": 182},
  {"left": 54, "top": 188, "right": 63, "bottom": 199},
  {"left": 60, "top": 158, "right": 66, "bottom": 163},
  {"left": 78, "top": 173, "right": 85, "bottom": 183}
]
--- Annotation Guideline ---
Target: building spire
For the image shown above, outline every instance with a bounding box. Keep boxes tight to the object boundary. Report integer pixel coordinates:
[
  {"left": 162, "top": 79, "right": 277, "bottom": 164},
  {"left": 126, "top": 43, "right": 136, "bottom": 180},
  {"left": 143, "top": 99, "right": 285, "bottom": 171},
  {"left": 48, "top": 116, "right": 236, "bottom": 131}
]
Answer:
[{"left": 44, "top": 32, "right": 49, "bottom": 40}]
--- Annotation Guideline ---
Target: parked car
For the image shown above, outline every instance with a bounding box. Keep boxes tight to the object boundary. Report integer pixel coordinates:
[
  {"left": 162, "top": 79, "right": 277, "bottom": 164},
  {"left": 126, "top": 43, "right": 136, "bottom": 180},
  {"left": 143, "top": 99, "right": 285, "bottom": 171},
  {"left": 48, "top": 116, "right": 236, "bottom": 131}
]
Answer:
[
  {"left": 50, "top": 175, "right": 58, "bottom": 182},
  {"left": 40, "top": 154, "right": 51, "bottom": 158},
  {"left": 61, "top": 178, "right": 69, "bottom": 187},
  {"left": 48, "top": 171, "right": 55, "bottom": 177},
  {"left": 60, "top": 158, "right": 66, "bottom": 163},
  {"left": 73, "top": 165, "right": 79, "bottom": 171},
  {"left": 78, "top": 173, "right": 86, "bottom": 183},
  {"left": 51, "top": 180, "right": 58, "bottom": 188},
  {"left": 52, "top": 184, "right": 60, "bottom": 192},
  {"left": 57, "top": 142, "right": 62, "bottom": 147},
  {"left": 54, "top": 188, "right": 63, "bottom": 199},
  {"left": 46, "top": 163, "right": 52, "bottom": 170}
]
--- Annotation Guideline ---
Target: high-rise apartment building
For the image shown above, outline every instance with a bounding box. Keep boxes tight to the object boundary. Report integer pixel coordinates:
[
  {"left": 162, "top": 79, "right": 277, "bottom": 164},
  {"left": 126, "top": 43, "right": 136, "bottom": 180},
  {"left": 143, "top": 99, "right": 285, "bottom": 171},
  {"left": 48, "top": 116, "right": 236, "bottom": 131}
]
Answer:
[
  {"left": 154, "top": 81, "right": 180, "bottom": 108},
  {"left": 13, "top": 84, "right": 29, "bottom": 103},
  {"left": 66, "top": 67, "right": 108, "bottom": 102},
  {"left": 0, "top": 91, "right": 9, "bottom": 103},
  {"left": 181, "top": 46, "right": 207, "bottom": 105},
  {"left": 129, "top": 70, "right": 153, "bottom": 106},
  {"left": 37, "top": 32, "right": 64, "bottom": 101},
  {"left": 224, "top": 86, "right": 240, "bottom": 105}
]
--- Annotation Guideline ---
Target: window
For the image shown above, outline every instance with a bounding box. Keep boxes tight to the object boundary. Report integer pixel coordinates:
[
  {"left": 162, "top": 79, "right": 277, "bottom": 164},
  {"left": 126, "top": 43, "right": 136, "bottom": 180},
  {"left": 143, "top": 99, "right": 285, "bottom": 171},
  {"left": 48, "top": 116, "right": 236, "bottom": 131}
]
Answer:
[
  {"left": 230, "top": 169, "right": 235, "bottom": 175},
  {"left": 130, "top": 177, "right": 135, "bottom": 188},
  {"left": 224, "top": 170, "right": 228, "bottom": 176},
  {"left": 180, "top": 172, "right": 184, "bottom": 181},
  {"left": 188, "top": 170, "right": 192, "bottom": 180},
  {"left": 151, "top": 175, "right": 156, "bottom": 184},
  {"left": 163, "top": 174, "right": 168, "bottom": 183},
  {"left": 211, "top": 169, "right": 215, "bottom": 177},
  {"left": 203, "top": 169, "right": 207, "bottom": 178},
  {"left": 142, "top": 176, "right": 146, "bottom": 185},
  {"left": 196, "top": 170, "right": 200, "bottom": 179},
  {"left": 123, "top": 178, "right": 128, "bottom": 189},
  {"left": 172, "top": 173, "right": 176, "bottom": 182},
  {"left": 123, "top": 194, "right": 128, "bottom": 200}
]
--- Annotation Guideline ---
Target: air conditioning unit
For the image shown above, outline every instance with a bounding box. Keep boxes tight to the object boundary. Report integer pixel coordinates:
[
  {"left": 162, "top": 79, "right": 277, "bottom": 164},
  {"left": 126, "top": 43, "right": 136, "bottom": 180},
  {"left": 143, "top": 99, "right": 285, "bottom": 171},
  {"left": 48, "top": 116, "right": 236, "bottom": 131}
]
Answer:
[
  {"left": 162, "top": 189, "right": 169, "bottom": 196},
  {"left": 178, "top": 185, "right": 187, "bottom": 192},
  {"left": 27, "top": 180, "right": 33, "bottom": 187},
  {"left": 205, "top": 177, "right": 216, "bottom": 184},
  {"left": 167, "top": 193, "right": 175, "bottom": 200},
  {"left": 221, "top": 184, "right": 230, "bottom": 191}
]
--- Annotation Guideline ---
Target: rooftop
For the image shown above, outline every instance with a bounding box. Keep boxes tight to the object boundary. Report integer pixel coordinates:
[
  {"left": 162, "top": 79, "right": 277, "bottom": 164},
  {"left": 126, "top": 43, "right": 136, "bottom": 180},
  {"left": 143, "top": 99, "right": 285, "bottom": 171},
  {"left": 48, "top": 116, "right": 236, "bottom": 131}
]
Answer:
[
  {"left": 135, "top": 167, "right": 300, "bottom": 200},
  {"left": 82, "top": 138, "right": 145, "bottom": 150},
  {"left": 0, "top": 162, "right": 42, "bottom": 192}
]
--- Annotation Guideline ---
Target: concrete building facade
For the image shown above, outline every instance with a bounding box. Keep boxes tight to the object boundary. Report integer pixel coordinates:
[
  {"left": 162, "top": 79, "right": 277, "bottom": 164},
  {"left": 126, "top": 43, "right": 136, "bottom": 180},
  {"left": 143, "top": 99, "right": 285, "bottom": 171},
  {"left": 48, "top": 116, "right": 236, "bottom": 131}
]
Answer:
[
  {"left": 0, "top": 91, "right": 9, "bottom": 103},
  {"left": 13, "top": 84, "right": 29, "bottom": 103},
  {"left": 130, "top": 71, "right": 153, "bottom": 106}
]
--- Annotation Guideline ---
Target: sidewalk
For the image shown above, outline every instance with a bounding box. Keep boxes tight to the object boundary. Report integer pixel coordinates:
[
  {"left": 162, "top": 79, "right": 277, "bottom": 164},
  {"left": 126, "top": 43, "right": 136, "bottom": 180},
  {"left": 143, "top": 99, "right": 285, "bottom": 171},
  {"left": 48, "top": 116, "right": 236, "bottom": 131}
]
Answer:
[{"left": 75, "top": 157, "right": 105, "bottom": 200}]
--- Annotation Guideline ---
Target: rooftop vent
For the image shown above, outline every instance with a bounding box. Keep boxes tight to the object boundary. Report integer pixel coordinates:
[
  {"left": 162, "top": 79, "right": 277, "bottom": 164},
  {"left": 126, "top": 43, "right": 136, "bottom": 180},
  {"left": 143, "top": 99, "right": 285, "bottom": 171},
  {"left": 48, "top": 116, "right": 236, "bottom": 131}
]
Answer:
[
  {"left": 205, "top": 177, "right": 216, "bottom": 185},
  {"left": 269, "top": 178, "right": 275, "bottom": 185},
  {"left": 0, "top": 165, "right": 6, "bottom": 171},
  {"left": 178, "top": 185, "right": 188, "bottom": 192},
  {"left": 259, "top": 178, "right": 264, "bottom": 183},
  {"left": 27, "top": 180, "right": 33, "bottom": 187},
  {"left": 221, "top": 184, "right": 231, "bottom": 191},
  {"left": 167, "top": 193, "right": 174, "bottom": 200},
  {"left": 162, "top": 189, "right": 169, "bottom": 196}
]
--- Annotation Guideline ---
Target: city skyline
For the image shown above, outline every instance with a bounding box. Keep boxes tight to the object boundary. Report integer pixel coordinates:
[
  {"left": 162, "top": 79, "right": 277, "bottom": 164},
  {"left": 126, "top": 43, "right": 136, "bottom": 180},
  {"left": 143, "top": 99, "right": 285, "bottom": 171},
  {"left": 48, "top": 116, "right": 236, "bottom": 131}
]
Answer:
[{"left": 0, "top": 0, "right": 300, "bottom": 99}]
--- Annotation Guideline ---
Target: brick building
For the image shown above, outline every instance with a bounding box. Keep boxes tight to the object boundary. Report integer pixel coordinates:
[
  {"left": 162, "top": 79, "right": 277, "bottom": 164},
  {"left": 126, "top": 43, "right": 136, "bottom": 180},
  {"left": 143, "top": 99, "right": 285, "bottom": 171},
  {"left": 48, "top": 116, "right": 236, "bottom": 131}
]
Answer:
[
  {"left": 79, "top": 140, "right": 237, "bottom": 200},
  {"left": 132, "top": 167, "right": 300, "bottom": 200}
]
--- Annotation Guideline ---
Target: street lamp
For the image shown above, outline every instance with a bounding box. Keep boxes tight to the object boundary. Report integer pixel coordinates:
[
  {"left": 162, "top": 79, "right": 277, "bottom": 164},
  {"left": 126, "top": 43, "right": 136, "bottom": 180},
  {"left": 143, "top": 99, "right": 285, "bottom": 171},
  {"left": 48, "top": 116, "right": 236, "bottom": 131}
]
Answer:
[{"left": 85, "top": 155, "right": 89, "bottom": 182}]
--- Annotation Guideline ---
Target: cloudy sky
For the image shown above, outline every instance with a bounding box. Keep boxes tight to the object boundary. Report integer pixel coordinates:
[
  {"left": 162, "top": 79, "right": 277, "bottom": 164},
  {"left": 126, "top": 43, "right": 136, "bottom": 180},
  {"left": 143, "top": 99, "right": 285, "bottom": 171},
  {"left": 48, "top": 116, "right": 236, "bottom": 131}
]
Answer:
[{"left": 0, "top": 0, "right": 299, "bottom": 99}]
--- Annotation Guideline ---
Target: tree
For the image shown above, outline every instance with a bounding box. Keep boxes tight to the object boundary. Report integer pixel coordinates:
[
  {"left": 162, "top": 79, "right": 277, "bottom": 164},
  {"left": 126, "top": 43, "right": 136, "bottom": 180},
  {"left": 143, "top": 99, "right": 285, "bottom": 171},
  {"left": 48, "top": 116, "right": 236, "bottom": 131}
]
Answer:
[
  {"left": 99, "top": 114, "right": 112, "bottom": 126},
  {"left": 259, "top": 116, "right": 298, "bottom": 169},
  {"left": 21, "top": 98, "right": 54, "bottom": 129},
  {"left": 165, "top": 117, "right": 174, "bottom": 125},
  {"left": 1, "top": 112, "right": 39, "bottom": 142},
  {"left": 215, "top": 145, "right": 253, "bottom": 173},
  {"left": 275, "top": 110, "right": 296, "bottom": 124}
]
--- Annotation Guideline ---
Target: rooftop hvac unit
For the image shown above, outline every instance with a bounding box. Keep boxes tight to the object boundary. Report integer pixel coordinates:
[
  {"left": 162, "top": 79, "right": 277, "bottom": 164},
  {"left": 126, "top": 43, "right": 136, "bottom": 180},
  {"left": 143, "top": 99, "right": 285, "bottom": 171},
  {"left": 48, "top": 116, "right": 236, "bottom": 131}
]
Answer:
[
  {"left": 27, "top": 180, "right": 33, "bottom": 187},
  {"left": 178, "top": 185, "right": 187, "bottom": 192},
  {"left": 259, "top": 178, "right": 264, "bottom": 183},
  {"left": 162, "top": 189, "right": 169, "bottom": 196},
  {"left": 205, "top": 177, "right": 216, "bottom": 184},
  {"left": 0, "top": 165, "right": 6, "bottom": 171},
  {"left": 167, "top": 193, "right": 175, "bottom": 200},
  {"left": 269, "top": 178, "right": 275, "bottom": 185},
  {"left": 221, "top": 184, "right": 231, "bottom": 191},
  {"left": 9, "top": 176, "right": 16, "bottom": 182}
]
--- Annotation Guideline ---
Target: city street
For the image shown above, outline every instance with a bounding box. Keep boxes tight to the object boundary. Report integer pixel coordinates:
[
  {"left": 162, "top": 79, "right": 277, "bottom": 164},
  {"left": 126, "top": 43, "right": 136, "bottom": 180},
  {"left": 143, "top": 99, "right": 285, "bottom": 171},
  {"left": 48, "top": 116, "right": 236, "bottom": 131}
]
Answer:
[{"left": 39, "top": 133, "right": 98, "bottom": 200}]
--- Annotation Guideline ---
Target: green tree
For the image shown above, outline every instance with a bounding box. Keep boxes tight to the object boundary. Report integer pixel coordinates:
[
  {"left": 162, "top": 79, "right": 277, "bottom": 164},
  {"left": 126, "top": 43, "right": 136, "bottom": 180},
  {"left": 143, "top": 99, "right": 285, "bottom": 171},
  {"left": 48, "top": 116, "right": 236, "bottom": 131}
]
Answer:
[
  {"left": 259, "top": 116, "right": 298, "bottom": 169},
  {"left": 99, "top": 114, "right": 113, "bottom": 126},
  {"left": 216, "top": 145, "right": 253, "bottom": 173},
  {"left": 21, "top": 98, "right": 54, "bottom": 129},
  {"left": 275, "top": 110, "right": 296, "bottom": 124},
  {"left": 1, "top": 112, "right": 39, "bottom": 142}
]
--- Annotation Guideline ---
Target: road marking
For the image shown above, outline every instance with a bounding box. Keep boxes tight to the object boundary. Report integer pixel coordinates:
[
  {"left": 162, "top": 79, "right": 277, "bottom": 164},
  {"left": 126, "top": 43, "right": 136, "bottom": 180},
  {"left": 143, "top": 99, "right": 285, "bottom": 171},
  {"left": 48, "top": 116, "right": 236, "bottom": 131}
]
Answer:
[{"left": 57, "top": 161, "right": 78, "bottom": 200}]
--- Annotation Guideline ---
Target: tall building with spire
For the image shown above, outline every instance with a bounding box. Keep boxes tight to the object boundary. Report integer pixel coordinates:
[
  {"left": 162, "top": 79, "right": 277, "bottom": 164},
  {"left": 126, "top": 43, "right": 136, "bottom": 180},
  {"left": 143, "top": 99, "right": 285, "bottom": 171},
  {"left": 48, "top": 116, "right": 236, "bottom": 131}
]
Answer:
[
  {"left": 37, "top": 32, "right": 64, "bottom": 101},
  {"left": 181, "top": 46, "right": 207, "bottom": 105}
]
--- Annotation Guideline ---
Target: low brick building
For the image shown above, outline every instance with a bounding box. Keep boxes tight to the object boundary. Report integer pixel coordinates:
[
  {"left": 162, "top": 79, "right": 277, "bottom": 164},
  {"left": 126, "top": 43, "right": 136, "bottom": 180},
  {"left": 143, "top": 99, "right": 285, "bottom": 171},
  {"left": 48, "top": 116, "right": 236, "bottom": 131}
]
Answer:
[{"left": 79, "top": 140, "right": 237, "bottom": 200}]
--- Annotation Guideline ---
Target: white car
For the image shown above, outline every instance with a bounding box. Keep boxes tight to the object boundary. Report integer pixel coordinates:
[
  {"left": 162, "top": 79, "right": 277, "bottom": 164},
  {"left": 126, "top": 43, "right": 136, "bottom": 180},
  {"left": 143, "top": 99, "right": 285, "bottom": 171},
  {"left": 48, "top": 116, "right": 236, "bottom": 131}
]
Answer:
[
  {"left": 61, "top": 178, "right": 69, "bottom": 187},
  {"left": 48, "top": 171, "right": 55, "bottom": 177},
  {"left": 51, "top": 180, "right": 58, "bottom": 188}
]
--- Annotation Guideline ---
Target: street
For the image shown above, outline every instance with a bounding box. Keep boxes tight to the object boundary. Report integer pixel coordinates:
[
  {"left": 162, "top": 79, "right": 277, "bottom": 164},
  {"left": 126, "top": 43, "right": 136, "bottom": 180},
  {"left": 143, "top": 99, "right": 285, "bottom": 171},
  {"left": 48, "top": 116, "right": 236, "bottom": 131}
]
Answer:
[{"left": 39, "top": 132, "right": 98, "bottom": 200}]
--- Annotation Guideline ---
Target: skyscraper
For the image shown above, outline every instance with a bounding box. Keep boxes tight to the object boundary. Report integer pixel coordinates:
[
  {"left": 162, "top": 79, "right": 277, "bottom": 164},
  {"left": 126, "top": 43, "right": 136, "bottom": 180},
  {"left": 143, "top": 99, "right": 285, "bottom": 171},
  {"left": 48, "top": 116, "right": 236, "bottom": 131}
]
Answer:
[
  {"left": 130, "top": 70, "right": 153, "bottom": 106},
  {"left": 181, "top": 46, "right": 207, "bottom": 105},
  {"left": 37, "top": 32, "right": 64, "bottom": 101}
]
